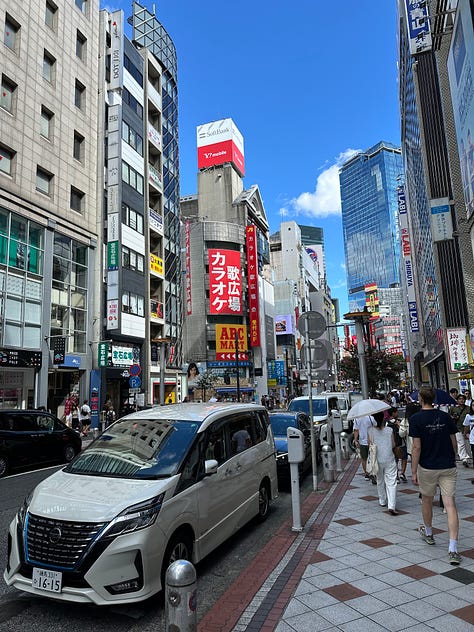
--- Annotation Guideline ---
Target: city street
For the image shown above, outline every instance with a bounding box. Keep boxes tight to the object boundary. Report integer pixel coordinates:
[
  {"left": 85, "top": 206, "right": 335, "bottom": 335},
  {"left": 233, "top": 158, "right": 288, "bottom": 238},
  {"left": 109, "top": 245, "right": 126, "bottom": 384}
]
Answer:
[{"left": 0, "top": 463, "right": 319, "bottom": 631}]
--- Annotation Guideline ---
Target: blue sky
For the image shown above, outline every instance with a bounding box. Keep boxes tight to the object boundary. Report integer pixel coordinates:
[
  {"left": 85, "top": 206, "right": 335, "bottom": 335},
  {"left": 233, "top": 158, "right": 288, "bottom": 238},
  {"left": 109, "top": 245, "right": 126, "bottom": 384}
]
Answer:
[{"left": 112, "top": 0, "right": 401, "bottom": 318}]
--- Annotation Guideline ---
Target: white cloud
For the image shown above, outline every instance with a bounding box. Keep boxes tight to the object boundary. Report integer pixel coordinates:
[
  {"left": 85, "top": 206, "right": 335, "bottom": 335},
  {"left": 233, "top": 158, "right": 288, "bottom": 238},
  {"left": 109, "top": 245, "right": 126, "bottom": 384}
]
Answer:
[{"left": 287, "top": 148, "right": 361, "bottom": 219}]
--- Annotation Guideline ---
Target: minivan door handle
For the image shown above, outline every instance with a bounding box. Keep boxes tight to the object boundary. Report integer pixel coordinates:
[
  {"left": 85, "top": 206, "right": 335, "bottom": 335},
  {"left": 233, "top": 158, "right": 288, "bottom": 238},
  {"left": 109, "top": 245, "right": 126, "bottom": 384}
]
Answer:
[
  {"left": 224, "top": 467, "right": 233, "bottom": 476},
  {"left": 235, "top": 463, "right": 242, "bottom": 472}
]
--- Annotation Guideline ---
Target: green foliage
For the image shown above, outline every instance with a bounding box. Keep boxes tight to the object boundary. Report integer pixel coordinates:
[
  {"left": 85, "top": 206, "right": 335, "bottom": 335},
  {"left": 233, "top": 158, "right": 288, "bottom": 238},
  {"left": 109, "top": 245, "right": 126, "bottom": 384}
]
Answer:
[{"left": 340, "top": 349, "right": 407, "bottom": 395}]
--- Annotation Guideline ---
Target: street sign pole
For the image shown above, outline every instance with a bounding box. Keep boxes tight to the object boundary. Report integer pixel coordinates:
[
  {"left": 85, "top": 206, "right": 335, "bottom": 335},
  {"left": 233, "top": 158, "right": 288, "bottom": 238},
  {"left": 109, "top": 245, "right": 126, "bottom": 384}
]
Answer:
[
  {"left": 235, "top": 330, "right": 241, "bottom": 402},
  {"left": 305, "top": 319, "right": 318, "bottom": 492}
]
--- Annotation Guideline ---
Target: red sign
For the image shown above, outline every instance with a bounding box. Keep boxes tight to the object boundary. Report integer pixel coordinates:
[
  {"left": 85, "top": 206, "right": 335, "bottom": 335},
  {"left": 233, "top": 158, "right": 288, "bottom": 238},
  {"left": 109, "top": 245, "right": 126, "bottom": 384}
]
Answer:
[
  {"left": 216, "top": 352, "right": 249, "bottom": 361},
  {"left": 246, "top": 225, "right": 260, "bottom": 347},
  {"left": 197, "top": 139, "right": 245, "bottom": 176},
  {"left": 208, "top": 249, "right": 242, "bottom": 314}
]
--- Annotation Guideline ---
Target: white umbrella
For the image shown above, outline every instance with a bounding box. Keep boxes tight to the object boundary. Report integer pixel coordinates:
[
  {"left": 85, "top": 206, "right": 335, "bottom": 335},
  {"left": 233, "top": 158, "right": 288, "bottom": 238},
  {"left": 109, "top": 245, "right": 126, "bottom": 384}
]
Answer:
[{"left": 347, "top": 399, "right": 391, "bottom": 421}]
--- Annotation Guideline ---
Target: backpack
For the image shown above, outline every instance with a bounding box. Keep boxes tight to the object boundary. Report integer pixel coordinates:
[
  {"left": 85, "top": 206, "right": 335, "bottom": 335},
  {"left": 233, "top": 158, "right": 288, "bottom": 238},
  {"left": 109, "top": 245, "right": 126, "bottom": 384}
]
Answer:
[{"left": 387, "top": 421, "right": 402, "bottom": 447}]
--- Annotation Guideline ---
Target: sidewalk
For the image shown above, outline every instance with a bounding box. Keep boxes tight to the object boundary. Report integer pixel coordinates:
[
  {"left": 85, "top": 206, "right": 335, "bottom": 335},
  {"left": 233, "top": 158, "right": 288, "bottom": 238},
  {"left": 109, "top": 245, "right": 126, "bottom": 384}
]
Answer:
[{"left": 200, "top": 455, "right": 474, "bottom": 632}]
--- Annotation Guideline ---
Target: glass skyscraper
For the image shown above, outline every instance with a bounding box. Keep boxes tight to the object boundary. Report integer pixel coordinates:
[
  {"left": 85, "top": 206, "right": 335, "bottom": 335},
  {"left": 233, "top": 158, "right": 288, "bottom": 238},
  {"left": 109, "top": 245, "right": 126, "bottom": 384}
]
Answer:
[{"left": 339, "top": 142, "right": 403, "bottom": 310}]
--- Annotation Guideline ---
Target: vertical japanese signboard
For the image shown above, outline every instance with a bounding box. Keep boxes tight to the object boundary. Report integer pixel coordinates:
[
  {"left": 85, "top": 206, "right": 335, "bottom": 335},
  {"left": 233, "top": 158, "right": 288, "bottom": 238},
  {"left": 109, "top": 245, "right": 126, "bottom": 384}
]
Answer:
[
  {"left": 404, "top": 0, "right": 432, "bottom": 55},
  {"left": 430, "top": 198, "right": 453, "bottom": 241},
  {"left": 398, "top": 186, "right": 420, "bottom": 332},
  {"left": 208, "top": 249, "right": 242, "bottom": 315},
  {"left": 446, "top": 327, "right": 469, "bottom": 372},
  {"left": 246, "top": 225, "right": 260, "bottom": 347},
  {"left": 185, "top": 220, "right": 192, "bottom": 315}
]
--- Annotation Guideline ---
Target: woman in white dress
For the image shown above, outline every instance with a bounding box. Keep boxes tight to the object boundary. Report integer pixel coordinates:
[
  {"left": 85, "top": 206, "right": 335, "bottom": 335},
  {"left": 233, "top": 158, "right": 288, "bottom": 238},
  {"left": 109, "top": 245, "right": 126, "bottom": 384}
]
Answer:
[{"left": 368, "top": 411, "right": 399, "bottom": 515}]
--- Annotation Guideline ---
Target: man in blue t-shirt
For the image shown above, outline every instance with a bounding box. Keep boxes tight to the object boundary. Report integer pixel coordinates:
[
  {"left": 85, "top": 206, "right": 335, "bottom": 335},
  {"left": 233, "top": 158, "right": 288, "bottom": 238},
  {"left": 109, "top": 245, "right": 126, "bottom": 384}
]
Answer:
[{"left": 409, "top": 386, "right": 461, "bottom": 565}]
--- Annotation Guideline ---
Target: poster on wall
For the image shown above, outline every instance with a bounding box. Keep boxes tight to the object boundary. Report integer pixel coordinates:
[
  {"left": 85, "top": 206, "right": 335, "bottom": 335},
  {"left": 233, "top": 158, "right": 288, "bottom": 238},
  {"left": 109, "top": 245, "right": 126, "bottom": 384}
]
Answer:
[{"left": 446, "top": 327, "right": 469, "bottom": 372}]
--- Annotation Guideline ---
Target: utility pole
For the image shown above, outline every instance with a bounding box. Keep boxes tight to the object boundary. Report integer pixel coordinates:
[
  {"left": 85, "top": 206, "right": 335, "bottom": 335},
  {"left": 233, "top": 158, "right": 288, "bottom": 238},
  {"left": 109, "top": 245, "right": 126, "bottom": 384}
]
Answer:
[{"left": 235, "top": 329, "right": 241, "bottom": 402}]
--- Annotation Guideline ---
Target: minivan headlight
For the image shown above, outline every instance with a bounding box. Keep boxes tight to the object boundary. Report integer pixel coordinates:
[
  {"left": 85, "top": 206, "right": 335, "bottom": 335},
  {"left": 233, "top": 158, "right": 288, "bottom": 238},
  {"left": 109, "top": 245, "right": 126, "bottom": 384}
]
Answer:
[{"left": 102, "top": 493, "right": 165, "bottom": 539}]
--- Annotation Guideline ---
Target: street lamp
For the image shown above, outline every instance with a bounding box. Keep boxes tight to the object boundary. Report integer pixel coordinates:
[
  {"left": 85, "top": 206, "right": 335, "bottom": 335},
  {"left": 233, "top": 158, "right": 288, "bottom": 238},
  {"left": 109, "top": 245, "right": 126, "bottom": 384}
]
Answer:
[{"left": 343, "top": 309, "right": 372, "bottom": 398}]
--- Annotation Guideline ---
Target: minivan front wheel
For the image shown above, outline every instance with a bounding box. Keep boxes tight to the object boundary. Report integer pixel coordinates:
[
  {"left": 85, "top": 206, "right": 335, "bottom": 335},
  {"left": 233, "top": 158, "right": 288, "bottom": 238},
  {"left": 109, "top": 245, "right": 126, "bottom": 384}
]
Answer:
[
  {"left": 161, "top": 531, "right": 193, "bottom": 589},
  {"left": 257, "top": 482, "right": 270, "bottom": 522}
]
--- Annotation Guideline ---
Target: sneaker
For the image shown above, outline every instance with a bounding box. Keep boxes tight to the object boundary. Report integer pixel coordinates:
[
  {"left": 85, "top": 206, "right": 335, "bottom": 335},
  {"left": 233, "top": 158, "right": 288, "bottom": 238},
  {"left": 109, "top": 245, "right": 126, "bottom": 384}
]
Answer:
[
  {"left": 400, "top": 474, "right": 407, "bottom": 482},
  {"left": 364, "top": 473, "right": 371, "bottom": 479},
  {"left": 463, "top": 461, "right": 470, "bottom": 468},
  {"left": 389, "top": 509, "right": 399, "bottom": 516},
  {"left": 419, "top": 525, "right": 435, "bottom": 545},
  {"left": 449, "top": 551, "right": 461, "bottom": 565}
]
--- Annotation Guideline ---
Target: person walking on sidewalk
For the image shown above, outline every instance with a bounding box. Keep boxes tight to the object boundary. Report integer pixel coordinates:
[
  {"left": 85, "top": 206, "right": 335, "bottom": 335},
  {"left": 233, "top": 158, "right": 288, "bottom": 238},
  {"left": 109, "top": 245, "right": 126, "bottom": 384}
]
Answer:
[
  {"left": 353, "top": 414, "right": 375, "bottom": 480},
  {"left": 449, "top": 393, "right": 471, "bottom": 467},
  {"left": 368, "top": 411, "right": 399, "bottom": 515},
  {"left": 463, "top": 401, "right": 474, "bottom": 483},
  {"left": 410, "top": 386, "right": 461, "bottom": 565},
  {"left": 387, "top": 407, "right": 408, "bottom": 482}
]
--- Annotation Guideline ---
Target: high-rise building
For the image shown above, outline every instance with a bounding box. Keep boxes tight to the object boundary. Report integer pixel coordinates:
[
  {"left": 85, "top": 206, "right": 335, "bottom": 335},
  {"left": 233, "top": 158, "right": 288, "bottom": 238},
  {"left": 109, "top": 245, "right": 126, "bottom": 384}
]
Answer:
[
  {"left": 339, "top": 141, "right": 404, "bottom": 312},
  {"left": 0, "top": 0, "right": 101, "bottom": 410},
  {"left": 181, "top": 119, "right": 273, "bottom": 403}
]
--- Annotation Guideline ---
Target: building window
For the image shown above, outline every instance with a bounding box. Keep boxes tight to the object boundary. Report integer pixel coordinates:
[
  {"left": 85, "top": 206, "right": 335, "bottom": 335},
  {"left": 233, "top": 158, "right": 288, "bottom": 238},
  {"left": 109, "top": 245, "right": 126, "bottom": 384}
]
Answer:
[
  {"left": 0, "top": 208, "right": 45, "bottom": 275},
  {"left": 4, "top": 14, "right": 20, "bottom": 51},
  {"left": 76, "top": 30, "right": 86, "bottom": 60},
  {"left": 36, "top": 167, "right": 53, "bottom": 195},
  {"left": 43, "top": 50, "right": 56, "bottom": 83},
  {"left": 45, "top": 1, "right": 57, "bottom": 29},
  {"left": 122, "top": 246, "right": 145, "bottom": 273},
  {"left": 122, "top": 291, "right": 145, "bottom": 316},
  {"left": 123, "top": 87, "right": 143, "bottom": 119},
  {"left": 74, "top": 79, "right": 85, "bottom": 109},
  {"left": 122, "top": 120, "right": 143, "bottom": 155},
  {"left": 75, "top": 0, "right": 87, "bottom": 14},
  {"left": 0, "top": 75, "right": 16, "bottom": 113},
  {"left": 40, "top": 106, "right": 53, "bottom": 139},
  {"left": 123, "top": 54, "right": 143, "bottom": 86},
  {"left": 0, "top": 145, "right": 14, "bottom": 175},
  {"left": 73, "top": 131, "right": 84, "bottom": 161},
  {"left": 122, "top": 160, "right": 144, "bottom": 194},
  {"left": 70, "top": 187, "right": 84, "bottom": 213},
  {"left": 122, "top": 203, "right": 144, "bottom": 234}
]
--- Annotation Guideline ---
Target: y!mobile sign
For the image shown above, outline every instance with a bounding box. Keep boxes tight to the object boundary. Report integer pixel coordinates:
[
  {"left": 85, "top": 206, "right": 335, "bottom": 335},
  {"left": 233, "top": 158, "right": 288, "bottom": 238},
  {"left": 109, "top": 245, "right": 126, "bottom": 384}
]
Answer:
[
  {"left": 246, "top": 225, "right": 260, "bottom": 347},
  {"left": 197, "top": 118, "right": 245, "bottom": 176},
  {"left": 398, "top": 186, "right": 419, "bottom": 332},
  {"left": 208, "top": 249, "right": 242, "bottom": 315}
]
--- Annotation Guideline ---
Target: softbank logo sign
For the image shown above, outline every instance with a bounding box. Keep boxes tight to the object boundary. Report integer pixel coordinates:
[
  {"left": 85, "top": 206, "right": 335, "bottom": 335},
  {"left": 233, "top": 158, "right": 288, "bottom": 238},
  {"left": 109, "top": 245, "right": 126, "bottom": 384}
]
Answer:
[{"left": 198, "top": 126, "right": 230, "bottom": 142}]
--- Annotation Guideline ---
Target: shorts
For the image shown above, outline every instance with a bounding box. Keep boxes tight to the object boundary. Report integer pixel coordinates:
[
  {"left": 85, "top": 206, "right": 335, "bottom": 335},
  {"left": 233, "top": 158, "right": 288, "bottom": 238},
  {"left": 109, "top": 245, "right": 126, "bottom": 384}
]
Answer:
[
  {"left": 359, "top": 444, "right": 369, "bottom": 460},
  {"left": 418, "top": 465, "right": 457, "bottom": 497}
]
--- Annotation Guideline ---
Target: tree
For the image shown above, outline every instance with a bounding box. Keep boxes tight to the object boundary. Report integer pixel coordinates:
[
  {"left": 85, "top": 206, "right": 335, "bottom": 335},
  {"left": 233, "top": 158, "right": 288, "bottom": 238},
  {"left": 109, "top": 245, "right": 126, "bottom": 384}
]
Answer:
[
  {"left": 340, "top": 349, "right": 407, "bottom": 395},
  {"left": 194, "top": 371, "right": 219, "bottom": 402}
]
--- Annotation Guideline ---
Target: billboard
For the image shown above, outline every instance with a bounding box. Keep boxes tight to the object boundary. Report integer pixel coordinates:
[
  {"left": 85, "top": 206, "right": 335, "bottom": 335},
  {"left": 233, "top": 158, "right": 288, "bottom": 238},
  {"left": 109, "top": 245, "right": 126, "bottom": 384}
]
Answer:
[
  {"left": 246, "top": 225, "right": 260, "bottom": 347},
  {"left": 275, "top": 314, "right": 294, "bottom": 335},
  {"left": 364, "top": 282, "right": 379, "bottom": 317},
  {"left": 446, "top": 327, "right": 469, "bottom": 372},
  {"left": 430, "top": 198, "right": 453, "bottom": 241},
  {"left": 197, "top": 118, "right": 245, "bottom": 176},
  {"left": 208, "top": 249, "right": 242, "bottom": 315},
  {"left": 215, "top": 324, "right": 248, "bottom": 361},
  {"left": 447, "top": 0, "right": 474, "bottom": 219}
]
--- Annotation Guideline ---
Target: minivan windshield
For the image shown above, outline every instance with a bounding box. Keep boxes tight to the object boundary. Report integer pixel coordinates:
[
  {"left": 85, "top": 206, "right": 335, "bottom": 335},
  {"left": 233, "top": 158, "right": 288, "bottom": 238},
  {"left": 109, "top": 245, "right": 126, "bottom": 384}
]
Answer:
[
  {"left": 65, "top": 417, "right": 200, "bottom": 479},
  {"left": 288, "top": 399, "right": 327, "bottom": 416}
]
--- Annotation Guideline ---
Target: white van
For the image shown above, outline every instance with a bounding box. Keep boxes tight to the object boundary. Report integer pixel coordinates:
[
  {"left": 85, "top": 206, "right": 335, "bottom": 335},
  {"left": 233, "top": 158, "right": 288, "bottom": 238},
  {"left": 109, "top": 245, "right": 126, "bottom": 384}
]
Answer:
[
  {"left": 4, "top": 403, "right": 278, "bottom": 605},
  {"left": 287, "top": 394, "right": 341, "bottom": 446}
]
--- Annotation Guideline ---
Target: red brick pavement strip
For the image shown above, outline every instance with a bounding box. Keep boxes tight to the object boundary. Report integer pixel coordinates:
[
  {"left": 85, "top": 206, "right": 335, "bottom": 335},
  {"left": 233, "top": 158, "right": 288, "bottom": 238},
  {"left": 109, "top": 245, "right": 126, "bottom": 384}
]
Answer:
[{"left": 198, "top": 457, "right": 360, "bottom": 632}]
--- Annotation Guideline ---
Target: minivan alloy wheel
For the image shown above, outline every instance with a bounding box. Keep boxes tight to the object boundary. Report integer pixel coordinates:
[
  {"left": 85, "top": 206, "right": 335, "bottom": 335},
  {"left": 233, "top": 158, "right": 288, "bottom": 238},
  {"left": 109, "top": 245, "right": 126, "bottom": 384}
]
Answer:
[
  {"left": 161, "top": 531, "right": 193, "bottom": 589},
  {"left": 0, "top": 455, "right": 8, "bottom": 477},
  {"left": 257, "top": 482, "right": 270, "bottom": 521}
]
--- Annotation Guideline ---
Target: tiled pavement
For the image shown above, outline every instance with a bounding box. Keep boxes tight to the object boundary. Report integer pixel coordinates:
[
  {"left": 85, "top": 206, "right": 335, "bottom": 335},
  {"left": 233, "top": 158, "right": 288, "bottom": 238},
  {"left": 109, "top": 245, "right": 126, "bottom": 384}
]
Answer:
[{"left": 199, "top": 456, "right": 474, "bottom": 632}]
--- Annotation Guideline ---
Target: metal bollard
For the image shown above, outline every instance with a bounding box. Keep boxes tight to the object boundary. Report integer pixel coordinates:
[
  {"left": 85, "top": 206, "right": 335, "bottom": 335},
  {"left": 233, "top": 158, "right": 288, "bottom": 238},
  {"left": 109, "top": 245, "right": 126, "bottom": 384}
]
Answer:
[
  {"left": 321, "top": 444, "right": 335, "bottom": 482},
  {"left": 165, "top": 559, "right": 197, "bottom": 632},
  {"left": 340, "top": 431, "right": 349, "bottom": 459}
]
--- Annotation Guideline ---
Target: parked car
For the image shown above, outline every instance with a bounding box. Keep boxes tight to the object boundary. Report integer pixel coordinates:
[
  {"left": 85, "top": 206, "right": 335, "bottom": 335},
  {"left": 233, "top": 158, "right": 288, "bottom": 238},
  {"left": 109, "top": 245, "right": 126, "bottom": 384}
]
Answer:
[
  {"left": 4, "top": 402, "right": 278, "bottom": 605},
  {"left": 269, "top": 411, "right": 313, "bottom": 481},
  {"left": 287, "top": 394, "right": 341, "bottom": 446},
  {"left": 0, "top": 409, "right": 81, "bottom": 477}
]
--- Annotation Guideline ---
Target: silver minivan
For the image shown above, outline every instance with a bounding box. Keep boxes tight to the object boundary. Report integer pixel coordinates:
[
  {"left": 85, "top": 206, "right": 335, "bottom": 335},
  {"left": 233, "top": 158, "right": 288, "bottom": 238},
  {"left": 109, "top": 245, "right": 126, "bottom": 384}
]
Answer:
[{"left": 4, "top": 403, "right": 278, "bottom": 605}]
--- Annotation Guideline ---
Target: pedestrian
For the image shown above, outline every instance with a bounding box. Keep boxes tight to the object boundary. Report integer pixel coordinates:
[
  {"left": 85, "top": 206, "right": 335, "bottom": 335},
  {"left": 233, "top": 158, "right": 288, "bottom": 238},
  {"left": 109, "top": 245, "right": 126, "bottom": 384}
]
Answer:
[
  {"left": 71, "top": 402, "right": 81, "bottom": 432},
  {"left": 353, "top": 414, "right": 376, "bottom": 480},
  {"left": 368, "top": 411, "right": 399, "bottom": 515},
  {"left": 410, "top": 386, "right": 461, "bottom": 565},
  {"left": 462, "top": 401, "right": 474, "bottom": 483},
  {"left": 448, "top": 393, "right": 471, "bottom": 467},
  {"left": 79, "top": 400, "right": 91, "bottom": 437},
  {"left": 387, "top": 407, "right": 407, "bottom": 482},
  {"left": 105, "top": 405, "right": 115, "bottom": 427}
]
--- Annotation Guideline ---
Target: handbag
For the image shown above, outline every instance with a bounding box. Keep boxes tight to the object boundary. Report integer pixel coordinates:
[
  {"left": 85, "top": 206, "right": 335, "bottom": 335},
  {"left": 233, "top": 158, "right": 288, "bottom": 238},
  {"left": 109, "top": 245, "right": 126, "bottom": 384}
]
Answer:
[
  {"left": 366, "top": 443, "right": 378, "bottom": 476},
  {"left": 393, "top": 445, "right": 404, "bottom": 460}
]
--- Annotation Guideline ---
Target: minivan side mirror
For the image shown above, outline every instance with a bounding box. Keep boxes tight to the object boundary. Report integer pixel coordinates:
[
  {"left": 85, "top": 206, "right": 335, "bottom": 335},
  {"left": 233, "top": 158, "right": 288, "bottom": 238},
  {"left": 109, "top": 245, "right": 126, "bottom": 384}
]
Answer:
[{"left": 204, "top": 459, "right": 218, "bottom": 476}]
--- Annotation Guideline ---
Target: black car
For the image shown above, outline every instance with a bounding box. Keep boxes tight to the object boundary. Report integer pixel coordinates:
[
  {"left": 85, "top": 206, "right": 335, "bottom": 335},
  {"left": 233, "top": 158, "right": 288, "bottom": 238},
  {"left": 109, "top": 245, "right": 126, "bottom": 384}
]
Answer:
[
  {"left": 0, "top": 409, "right": 82, "bottom": 477},
  {"left": 269, "top": 411, "right": 314, "bottom": 481}
]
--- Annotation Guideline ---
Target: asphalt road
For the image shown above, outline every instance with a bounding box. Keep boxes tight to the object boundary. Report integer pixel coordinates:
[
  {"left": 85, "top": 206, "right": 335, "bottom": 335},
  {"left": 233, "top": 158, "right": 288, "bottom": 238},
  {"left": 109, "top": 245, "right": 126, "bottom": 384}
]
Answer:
[{"left": 0, "top": 463, "right": 318, "bottom": 632}]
